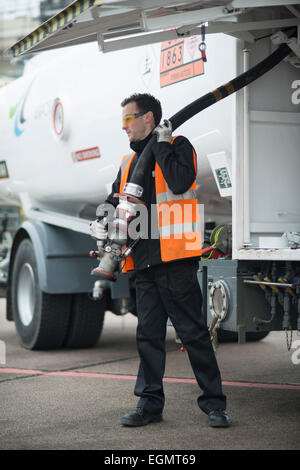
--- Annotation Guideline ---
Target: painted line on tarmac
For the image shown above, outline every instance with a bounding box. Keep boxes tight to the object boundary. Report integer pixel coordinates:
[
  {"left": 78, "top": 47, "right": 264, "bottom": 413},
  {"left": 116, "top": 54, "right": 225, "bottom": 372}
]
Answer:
[{"left": 1, "top": 367, "right": 300, "bottom": 390}]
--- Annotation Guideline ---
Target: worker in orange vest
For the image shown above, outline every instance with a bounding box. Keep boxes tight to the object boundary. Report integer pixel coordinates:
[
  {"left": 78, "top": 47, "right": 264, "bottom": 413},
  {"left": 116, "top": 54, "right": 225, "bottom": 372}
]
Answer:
[{"left": 90, "top": 93, "right": 229, "bottom": 428}]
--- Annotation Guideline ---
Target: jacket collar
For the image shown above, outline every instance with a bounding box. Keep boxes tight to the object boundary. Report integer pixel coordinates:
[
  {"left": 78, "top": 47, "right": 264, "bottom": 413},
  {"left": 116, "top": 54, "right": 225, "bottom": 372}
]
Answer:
[{"left": 129, "top": 132, "right": 153, "bottom": 155}]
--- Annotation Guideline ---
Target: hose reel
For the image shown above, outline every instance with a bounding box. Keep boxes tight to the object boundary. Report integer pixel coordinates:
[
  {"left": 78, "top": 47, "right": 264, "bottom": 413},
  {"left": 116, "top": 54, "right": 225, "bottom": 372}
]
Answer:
[{"left": 201, "top": 224, "right": 232, "bottom": 259}]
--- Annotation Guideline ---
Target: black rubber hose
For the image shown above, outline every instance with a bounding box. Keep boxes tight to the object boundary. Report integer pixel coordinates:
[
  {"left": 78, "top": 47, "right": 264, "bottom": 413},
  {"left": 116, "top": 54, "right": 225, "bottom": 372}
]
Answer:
[{"left": 128, "top": 41, "right": 292, "bottom": 188}]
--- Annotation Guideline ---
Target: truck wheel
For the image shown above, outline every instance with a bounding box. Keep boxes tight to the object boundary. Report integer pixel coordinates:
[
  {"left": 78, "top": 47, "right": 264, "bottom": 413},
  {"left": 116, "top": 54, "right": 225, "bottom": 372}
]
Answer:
[
  {"left": 63, "top": 293, "right": 106, "bottom": 348},
  {"left": 11, "top": 239, "right": 71, "bottom": 350}
]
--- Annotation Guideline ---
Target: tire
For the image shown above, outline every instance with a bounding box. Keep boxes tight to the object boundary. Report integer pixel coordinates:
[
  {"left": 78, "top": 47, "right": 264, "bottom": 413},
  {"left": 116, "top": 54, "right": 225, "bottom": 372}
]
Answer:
[
  {"left": 217, "top": 330, "right": 269, "bottom": 343},
  {"left": 11, "top": 239, "right": 71, "bottom": 350},
  {"left": 63, "top": 293, "right": 106, "bottom": 348}
]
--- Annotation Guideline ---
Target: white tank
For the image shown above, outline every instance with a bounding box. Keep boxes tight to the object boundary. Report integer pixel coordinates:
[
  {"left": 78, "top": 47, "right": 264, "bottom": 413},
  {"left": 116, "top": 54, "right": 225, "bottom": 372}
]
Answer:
[{"left": 0, "top": 33, "right": 236, "bottom": 223}]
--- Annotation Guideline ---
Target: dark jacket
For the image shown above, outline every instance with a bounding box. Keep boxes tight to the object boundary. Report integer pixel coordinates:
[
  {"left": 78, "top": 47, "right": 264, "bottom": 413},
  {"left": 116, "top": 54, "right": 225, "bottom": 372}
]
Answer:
[{"left": 104, "top": 132, "right": 199, "bottom": 271}]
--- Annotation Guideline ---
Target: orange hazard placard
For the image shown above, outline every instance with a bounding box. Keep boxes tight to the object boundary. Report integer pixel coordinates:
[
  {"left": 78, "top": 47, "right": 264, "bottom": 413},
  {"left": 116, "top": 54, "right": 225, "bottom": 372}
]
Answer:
[
  {"left": 160, "top": 37, "right": 204, "bottom": 87},
  {"left": 160, "top": 40, "right": 184, "bottom": 73}
]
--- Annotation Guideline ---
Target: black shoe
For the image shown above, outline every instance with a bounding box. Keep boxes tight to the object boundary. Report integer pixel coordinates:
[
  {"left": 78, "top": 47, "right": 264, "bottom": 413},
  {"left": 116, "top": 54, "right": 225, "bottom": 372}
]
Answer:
[
  {"left": 207, "top": 409, "right": 230, "bottom": 428},
  {"left": 121, "top": 408, "right": 163, "bottom": 427}
]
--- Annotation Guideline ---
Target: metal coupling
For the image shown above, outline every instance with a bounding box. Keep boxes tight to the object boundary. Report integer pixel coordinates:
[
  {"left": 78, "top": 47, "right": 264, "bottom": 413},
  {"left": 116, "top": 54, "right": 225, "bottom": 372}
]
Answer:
[{"left": 123, "top": 182, "right": 143, "bottom": 198}]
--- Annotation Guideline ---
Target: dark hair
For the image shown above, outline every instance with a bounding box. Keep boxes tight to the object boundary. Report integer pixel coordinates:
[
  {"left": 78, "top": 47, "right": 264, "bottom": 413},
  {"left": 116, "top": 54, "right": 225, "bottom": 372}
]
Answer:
[{"left": 121, "top": 93, "right": 162, "bottom": 126}]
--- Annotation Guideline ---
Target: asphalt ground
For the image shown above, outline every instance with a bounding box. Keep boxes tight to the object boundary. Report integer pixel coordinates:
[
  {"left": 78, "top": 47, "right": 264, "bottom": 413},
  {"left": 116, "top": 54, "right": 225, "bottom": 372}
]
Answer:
[{"left": 0, "top": 298, "right": 299, "bottom": 453}]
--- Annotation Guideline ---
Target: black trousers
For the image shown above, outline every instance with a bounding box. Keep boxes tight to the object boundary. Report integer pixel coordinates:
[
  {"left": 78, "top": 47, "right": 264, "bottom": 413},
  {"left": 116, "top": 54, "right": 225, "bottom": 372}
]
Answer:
[{"left": 134, "top": 260, "right": 226, "bottom": 416}]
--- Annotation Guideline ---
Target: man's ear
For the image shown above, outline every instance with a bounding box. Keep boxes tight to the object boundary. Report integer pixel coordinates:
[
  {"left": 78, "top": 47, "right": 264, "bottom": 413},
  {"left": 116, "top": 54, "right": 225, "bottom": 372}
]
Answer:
[{"left": 145, "top": 110, "right": 155, "bottom": 127}]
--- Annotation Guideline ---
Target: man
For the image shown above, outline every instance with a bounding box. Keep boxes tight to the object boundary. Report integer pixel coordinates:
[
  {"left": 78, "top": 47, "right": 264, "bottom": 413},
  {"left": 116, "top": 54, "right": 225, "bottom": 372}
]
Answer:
[{"left": 90, "top": 93, "right": 229, "bottom": 428}]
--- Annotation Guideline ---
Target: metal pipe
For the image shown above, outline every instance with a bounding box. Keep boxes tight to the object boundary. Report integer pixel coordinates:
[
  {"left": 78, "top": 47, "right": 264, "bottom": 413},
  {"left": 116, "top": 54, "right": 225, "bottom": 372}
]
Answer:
[
  {"left": 244, "top": 279, "right": 294, "bottom": 288},
  {"left": 243, "top": 48, "right": 251, "bottom": 247}
]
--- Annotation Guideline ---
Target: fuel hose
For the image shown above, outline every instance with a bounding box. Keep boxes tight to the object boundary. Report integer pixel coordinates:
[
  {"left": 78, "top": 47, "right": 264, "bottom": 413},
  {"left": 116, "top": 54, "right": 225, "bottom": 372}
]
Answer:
[{"left": 129, "top": 40, "right": 292, "bottom": 187}]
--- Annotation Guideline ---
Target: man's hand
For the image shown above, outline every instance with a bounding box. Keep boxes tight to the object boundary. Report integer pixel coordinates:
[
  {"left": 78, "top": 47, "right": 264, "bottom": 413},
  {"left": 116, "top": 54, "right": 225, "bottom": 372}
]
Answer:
[
  {"left": 153, "top": 119, "right": 172, "bottom": 143},
  {"left": 89, "top": 218, "right": 108, "bottom": 240}
]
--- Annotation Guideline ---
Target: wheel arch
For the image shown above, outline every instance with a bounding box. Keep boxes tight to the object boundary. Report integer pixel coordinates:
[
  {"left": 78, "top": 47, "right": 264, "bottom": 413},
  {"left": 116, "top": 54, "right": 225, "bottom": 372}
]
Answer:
[{"left": 6, "top": 220, "right": 97, "bottom": 320}]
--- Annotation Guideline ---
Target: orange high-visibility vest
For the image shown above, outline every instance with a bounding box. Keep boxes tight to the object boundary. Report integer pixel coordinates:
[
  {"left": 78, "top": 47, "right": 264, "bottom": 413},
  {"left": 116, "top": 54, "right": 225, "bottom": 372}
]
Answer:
[{"left": 119, "top": 137, "right": 202, "bottom": 272}]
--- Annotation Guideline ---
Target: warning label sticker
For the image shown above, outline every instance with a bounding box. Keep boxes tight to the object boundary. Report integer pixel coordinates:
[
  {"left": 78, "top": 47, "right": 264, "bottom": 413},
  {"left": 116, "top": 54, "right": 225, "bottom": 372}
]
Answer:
[
  {"left": 160, "top": 36, "right": 204, "bottom": 87},
  {"left": 72, "top": 146, "right": 101, "bottom": 163}
]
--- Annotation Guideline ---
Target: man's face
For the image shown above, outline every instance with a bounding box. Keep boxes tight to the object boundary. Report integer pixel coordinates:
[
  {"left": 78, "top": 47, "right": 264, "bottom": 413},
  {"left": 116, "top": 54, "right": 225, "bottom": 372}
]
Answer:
[{"left": 122, "top": 102, "right": 151, "bottom": 143}]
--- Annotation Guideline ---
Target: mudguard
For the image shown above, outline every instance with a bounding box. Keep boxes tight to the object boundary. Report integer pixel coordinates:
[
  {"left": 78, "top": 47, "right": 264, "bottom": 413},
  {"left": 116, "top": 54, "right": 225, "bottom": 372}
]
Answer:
[{"left": 9, "top": 220, "right": 97, "bottom": 294}]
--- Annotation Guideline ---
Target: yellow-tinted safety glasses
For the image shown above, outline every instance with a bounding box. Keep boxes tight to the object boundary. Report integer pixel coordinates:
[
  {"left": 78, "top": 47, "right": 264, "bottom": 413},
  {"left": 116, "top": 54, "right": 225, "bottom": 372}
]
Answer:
[{"left": 122, "top": 112, "right": 147, "bottom": 125}]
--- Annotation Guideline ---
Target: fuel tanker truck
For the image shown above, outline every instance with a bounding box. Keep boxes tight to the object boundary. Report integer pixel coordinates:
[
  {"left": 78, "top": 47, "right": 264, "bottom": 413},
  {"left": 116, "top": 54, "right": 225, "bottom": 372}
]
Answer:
[{"left": 1, "top": 0, "right": 300, "bottom": 350}]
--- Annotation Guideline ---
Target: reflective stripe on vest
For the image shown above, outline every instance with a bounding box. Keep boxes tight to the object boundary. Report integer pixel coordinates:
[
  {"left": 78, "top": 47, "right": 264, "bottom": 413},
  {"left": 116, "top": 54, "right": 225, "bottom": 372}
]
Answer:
[
  {"left": 156, "top": 189, "right": 198, "bottom": 204},
  {"left": 159, "top": 221, "right": 201, "bottom": 238},
  {"left": 120, "top": 152, "right": 136, "bottom": 194}
]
